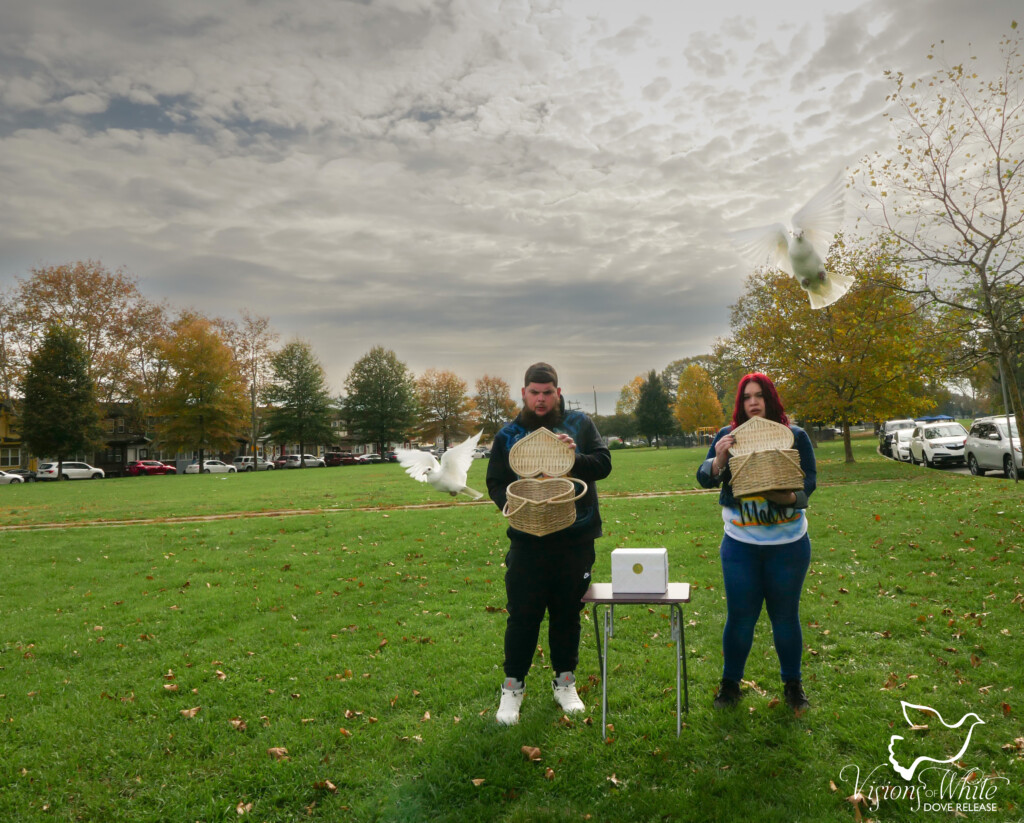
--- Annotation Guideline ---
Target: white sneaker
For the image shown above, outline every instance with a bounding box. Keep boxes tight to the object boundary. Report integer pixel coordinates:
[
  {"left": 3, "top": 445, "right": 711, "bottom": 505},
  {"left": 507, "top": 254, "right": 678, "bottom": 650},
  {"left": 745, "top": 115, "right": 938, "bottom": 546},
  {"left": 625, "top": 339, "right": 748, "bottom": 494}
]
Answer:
[
  {"left": 496, "top": 678, "right": 525, "bottom": 726},
  {"left": 552, "top": 671, "right": 585, "bottom": 713}
]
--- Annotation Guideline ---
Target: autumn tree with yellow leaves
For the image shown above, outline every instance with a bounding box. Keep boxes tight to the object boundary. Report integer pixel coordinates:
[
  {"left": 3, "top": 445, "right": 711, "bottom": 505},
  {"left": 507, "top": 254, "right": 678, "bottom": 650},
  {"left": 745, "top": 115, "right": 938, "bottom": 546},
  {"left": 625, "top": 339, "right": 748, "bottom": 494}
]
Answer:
[
  {"left": 723, "top": 242, "right": 947, "bottom": 462},
  {"left": 674, "top": 364, "right": 725, "bottom": 433}
]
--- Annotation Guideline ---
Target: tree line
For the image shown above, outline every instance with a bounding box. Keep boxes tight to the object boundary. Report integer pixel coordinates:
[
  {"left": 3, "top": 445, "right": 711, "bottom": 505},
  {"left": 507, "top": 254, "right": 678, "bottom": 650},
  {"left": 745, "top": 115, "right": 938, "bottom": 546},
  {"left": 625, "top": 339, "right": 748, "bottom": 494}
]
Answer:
[{"left": 1, "top": 263, "right": 518, "bottom": 470}]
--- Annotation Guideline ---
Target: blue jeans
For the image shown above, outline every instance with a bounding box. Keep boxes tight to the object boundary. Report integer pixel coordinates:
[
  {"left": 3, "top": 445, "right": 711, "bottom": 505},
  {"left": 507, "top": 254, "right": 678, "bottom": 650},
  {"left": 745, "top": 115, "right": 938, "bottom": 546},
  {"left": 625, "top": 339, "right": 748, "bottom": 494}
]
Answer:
[{"left": 720, "top": 533, "right": 811, "bottom": 683}]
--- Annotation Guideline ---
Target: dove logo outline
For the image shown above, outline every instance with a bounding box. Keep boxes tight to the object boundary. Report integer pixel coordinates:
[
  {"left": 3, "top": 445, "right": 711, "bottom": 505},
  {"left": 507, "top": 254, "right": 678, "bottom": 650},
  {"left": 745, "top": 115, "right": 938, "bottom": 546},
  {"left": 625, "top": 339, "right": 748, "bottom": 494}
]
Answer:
[
  {"left": 839, "top": 698, "right": 1009, "bottom": 817},
  {"left": 887, "top": 700, "right": 984, "bottom": 780}
]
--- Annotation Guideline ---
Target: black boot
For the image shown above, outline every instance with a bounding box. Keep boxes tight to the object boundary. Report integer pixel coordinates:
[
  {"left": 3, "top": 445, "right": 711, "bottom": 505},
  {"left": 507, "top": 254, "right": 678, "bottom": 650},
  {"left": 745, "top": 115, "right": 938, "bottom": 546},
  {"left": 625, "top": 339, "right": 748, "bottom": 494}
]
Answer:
[
  {"left": 783, "top": 680, "right": 810, "bottom": 712},
  {"left": 713, "top": 678, "right": 741, "bottom": 709}
]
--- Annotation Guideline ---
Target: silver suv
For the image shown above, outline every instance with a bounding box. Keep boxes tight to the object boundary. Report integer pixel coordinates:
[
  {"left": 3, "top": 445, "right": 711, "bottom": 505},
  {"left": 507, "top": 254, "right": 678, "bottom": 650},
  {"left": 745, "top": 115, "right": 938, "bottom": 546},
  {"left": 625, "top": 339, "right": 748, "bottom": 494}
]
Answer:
[
  {"left": 965, "top": 416, "right": 1021, "bottom": 479},
  {"left": 233, "top": 456, "right": 274, "bottom": 472}
]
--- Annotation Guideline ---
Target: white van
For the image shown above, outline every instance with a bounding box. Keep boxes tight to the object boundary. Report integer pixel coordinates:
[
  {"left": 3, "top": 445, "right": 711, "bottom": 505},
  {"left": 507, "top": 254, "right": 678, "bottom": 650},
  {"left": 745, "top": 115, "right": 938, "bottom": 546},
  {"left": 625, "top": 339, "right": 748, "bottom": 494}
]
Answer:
[{"left": 232, "top": 456, "right": 275, "bottom": 472}]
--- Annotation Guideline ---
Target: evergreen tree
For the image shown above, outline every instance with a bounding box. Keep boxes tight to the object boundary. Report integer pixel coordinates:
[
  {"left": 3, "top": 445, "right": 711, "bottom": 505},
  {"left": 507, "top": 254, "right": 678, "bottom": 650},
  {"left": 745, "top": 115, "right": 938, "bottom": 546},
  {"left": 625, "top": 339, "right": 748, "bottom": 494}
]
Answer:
[
  {"left": 635, "top": 369, "right": 675, "bottom": 448},
  {"left": 264, "top": 340, "right": 334, "bottom": 464},
  {"left": 20, "top": 324, "right": 103, "bottom": 478}
]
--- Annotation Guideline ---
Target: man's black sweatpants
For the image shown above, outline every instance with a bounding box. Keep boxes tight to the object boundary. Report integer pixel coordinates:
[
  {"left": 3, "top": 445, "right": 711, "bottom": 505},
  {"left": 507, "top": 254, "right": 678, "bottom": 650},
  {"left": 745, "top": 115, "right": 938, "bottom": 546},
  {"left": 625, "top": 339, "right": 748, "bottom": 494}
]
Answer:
[{"left": 503, "top": 539, "right": 595, "bottom": 681}]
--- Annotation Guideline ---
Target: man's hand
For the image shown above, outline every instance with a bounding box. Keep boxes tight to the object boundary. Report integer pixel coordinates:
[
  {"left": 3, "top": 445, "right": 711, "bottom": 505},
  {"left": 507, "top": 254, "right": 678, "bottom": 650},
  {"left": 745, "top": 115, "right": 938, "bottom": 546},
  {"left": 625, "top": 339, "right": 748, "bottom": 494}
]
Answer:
[{"left": 555, "top": 433, "right": 576, "bottom": 450}]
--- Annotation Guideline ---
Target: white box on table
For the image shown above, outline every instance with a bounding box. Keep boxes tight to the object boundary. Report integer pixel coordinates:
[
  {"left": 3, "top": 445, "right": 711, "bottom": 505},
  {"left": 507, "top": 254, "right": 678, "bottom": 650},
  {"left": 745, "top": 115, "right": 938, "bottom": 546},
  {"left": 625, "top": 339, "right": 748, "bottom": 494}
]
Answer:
[{"left": 610, "top": 548, "right": 668, "bottom": 594}]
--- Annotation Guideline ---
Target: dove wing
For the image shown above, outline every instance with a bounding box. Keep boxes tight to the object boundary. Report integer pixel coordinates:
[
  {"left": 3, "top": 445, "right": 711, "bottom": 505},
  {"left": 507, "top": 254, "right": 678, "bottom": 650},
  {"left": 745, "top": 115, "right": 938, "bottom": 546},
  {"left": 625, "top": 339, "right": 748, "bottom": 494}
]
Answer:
[
  {"left": 729, "top": 224, "right": 794, "bottom": 277},
  {"left": 394, "top": 449, "right": 439, "bottom": 482},
  {"left": 439, "top": 430, "right": 482, "bottom": 479},
  {"left": 791, "top": 174, "right": 846, "bottom": 257}
]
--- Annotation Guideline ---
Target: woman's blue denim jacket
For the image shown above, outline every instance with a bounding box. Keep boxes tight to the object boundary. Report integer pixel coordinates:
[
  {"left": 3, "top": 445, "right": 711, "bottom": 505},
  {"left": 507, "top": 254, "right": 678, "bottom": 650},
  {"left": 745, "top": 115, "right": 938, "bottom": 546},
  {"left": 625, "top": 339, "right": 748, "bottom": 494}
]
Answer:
[{"left": 696, "top": 423, "right": 817, "bottom": 509}]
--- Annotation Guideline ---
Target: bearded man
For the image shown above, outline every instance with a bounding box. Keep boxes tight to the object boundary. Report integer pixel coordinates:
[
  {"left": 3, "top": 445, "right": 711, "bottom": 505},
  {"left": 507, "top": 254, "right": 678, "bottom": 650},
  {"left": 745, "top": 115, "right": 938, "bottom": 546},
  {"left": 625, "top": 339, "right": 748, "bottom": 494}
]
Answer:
[{"left": 485, "top": 362, "right": 612, "bottom": 725}]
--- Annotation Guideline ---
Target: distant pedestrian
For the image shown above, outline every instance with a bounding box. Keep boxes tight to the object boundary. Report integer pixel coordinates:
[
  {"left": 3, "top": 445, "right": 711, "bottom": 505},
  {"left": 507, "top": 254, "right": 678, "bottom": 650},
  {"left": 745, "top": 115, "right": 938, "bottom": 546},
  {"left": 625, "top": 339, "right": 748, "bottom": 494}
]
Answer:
[{"left": 696, "top": 373, "right": 817, "bottom": 713}]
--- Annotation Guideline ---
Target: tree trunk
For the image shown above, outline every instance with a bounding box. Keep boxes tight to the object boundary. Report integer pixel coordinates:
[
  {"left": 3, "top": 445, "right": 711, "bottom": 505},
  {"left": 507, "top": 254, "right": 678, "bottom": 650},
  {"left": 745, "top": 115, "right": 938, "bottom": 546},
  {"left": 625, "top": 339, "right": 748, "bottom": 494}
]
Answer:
[{"left": 843, "top": 420, "right": 854, "bottom": 464}]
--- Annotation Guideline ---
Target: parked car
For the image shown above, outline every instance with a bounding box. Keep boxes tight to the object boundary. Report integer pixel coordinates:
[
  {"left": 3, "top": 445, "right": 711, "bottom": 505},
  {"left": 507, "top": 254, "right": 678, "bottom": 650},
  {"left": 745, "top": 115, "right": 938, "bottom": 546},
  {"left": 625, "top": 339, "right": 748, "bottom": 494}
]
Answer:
[
  {"left": 273, "top": 454, "right": 290, "bottom": 469},
  {"left": 891, "top": 428, "right": 914, "bottom": 462},
  {"left": 357, "top": 453, "right": 383, "bottom": 464},
  {"left": 0, "top": 470, "right": 25, "bottom": 485},
  {"left": 36, "top": 461, "right": 105, "bottom": 480},
  {"left": 384, "top": 451, "right": 399, "bottom": 463},
  {"left": 965, "top": 416, "right": 1021, "bottom": 479},
  {"left": 284, "top": 454, "right": 326, "bottom": 468},
  {"left": 879, "top": 418, "right": 916, "bottom": 456},
  {"left": 184, "top": 459, "right": 237, "bottom": 474},
  {"left": 909, "top": 422, "right": 968, "bottom": 467},
  {"left": 472, "top": 446, "right": 490, "bottom": 459},
  {"left": 126, "top": 460, "right": 177, "bottom": 476},
  {"left": 325, "top": 451, "right": 358, "bottom": 466},
  {"left": 233, "top": 456, "right": 274, "bottom": 472},
  {"left": 6, "top": 469, "right": 36, "bottom": 482}
]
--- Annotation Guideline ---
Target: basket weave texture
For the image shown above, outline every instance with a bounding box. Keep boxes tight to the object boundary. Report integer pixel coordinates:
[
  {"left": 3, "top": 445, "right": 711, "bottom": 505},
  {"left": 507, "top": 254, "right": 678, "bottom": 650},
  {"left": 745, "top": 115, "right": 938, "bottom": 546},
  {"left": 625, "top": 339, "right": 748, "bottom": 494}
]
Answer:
[
  {"left": 503, "top": 477, "right": 588, "bottom": 537},
  {"left": 504, "top": 428, "right": 585, "bottom": 536},
  {"left": 508, "top": 428, "right": 575, "bottom": 477},
  {"left": 728, "top": 417, "right": 805, "bottom": 497}
]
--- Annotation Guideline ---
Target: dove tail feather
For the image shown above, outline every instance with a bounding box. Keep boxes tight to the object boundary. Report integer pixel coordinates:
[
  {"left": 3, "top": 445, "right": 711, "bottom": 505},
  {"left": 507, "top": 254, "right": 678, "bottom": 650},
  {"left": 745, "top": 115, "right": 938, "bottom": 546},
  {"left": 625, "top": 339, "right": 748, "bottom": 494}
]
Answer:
[
  {"left": 461, "top": 486, "right": 484, "bottom": 500},
  {"left": 807, "top": 271, "right": 855, "bottom": 310}
]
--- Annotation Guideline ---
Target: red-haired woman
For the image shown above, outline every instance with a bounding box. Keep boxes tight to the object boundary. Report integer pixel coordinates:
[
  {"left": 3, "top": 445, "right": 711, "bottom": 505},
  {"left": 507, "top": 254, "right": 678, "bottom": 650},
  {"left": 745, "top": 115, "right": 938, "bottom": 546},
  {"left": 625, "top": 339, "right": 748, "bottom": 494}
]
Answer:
[{"left": 696, "top": 373, "right": 817, "bottom": 712}]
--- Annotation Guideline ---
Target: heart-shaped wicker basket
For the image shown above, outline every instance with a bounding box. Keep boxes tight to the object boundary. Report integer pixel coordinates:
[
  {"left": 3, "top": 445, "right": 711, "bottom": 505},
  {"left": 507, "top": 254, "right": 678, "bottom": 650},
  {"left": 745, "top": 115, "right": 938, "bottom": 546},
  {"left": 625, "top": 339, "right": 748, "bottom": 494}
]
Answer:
[
  {"left": 503, "top": 428, "right": 587, "bottom": 536},
  {"left": 727, "top": 417, "right": 805, "bottom": 497}
]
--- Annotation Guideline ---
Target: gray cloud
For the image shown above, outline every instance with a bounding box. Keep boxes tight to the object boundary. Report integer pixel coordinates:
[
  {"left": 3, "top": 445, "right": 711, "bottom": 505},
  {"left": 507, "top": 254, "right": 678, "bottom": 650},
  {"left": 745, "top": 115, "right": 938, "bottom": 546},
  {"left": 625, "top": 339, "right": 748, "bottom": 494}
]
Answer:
[{"left": 0, "top": 0, "right": 1018, "bottom": 406}]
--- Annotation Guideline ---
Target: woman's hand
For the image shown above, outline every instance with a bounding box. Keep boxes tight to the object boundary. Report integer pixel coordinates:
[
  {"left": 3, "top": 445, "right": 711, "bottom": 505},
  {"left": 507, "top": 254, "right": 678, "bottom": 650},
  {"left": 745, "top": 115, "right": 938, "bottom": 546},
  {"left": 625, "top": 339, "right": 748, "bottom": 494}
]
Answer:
[
  {"left": 763, "top": 489, "right": 798, "bottom": 506},
  {"left": 711, "top": 435, "right": 734, "bottom": 475}
]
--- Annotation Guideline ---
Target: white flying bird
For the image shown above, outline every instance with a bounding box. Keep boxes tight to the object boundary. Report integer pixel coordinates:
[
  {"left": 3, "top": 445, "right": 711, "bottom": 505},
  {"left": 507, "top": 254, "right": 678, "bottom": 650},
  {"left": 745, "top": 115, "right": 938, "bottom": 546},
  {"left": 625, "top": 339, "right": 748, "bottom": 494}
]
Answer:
[
  {"left": 730, "top": 175, "right": 853, "bottom": 310},
  {"left": 394, "top": 431, "right": 484, "bottom": 500}
]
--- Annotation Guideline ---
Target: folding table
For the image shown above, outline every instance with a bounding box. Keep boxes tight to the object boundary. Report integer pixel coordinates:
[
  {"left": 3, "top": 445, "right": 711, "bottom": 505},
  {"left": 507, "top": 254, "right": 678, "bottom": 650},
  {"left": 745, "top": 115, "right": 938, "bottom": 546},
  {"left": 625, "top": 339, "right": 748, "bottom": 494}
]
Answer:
[{"left": 582, "top": 582, "right": 691, "bottom": 736}]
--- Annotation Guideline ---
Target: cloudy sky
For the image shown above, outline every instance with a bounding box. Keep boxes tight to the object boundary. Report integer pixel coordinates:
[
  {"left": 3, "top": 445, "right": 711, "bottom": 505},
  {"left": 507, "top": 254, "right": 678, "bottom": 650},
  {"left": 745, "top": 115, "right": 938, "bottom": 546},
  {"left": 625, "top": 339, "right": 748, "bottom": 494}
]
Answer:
[{"left": 0, "top": 0, "right": 1018, "bottom": 412}]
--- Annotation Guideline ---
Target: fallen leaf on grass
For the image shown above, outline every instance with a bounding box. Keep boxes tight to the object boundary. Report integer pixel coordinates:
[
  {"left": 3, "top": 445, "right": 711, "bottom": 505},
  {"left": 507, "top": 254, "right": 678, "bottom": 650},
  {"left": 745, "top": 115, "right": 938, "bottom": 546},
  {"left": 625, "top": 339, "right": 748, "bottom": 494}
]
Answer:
[
  {"left": 339, "top": 728, "right": 352, "bottom": 737},
  {"left": 236, "top": 801, "right": 252, "bottom": 815},
  {"left": 313, "top": 780, "right": 337, "bottom": 793},
  {"left": 544, "top": 768, "right": 555, "bottom": 781},
  {"left": 1002, "top": 703, "right": 1012, "bottom": 716},
  {"left": 521, "top": 746, "right": 542, "bottom": 762},
  {"left": 829, "top": 780, "right": 838, "bottom": 792},
  {"left": 163, "top": 684, "right": 179, "bottom": 692},
  {"left": 606, "top": 774, "right": 621, "bottom": 787},
  {"left": 740, "top": 680, "right": 766, "bottom": 697},
  {"left": 230, "top": 718, "right": 247, "bottom": 731},
  {"left": 767, "top": 697, "right": 780, "bottom": 709},
  {"left": 846, "top": 791, "right": 867, "bottom": 823},
  {"left": 421, "top": 711, "right": 431, "bottom": 722},
  {"left": 471, "top": 778, "right": 485, "bottom": 787},
  {"left": 970, "top": 654, "right": 982, "bottom": 668},
  {"left": 180, "top": 706, "right": 201, "bottom": 719},
  {"left": 267, "top": 747, "right": 289, "bottom": 760},
  {"left": 214, "top": 670, "right": 227, "bottom": 681}
]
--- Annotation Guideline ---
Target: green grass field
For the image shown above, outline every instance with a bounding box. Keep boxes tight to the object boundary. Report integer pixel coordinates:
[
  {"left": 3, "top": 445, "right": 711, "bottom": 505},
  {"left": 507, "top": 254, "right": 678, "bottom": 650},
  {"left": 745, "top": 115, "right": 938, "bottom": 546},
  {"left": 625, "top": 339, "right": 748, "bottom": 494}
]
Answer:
[{"left": 1, "top": 440, "right": 1022, "bottom": 821}]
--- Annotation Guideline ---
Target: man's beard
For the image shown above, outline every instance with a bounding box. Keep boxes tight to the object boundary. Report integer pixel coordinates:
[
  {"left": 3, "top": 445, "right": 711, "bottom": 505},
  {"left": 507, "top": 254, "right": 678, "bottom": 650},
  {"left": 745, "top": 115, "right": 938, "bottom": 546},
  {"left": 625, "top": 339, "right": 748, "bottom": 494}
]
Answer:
[{"left": 520, "top": 401, "right": 563, "bottom": 430}]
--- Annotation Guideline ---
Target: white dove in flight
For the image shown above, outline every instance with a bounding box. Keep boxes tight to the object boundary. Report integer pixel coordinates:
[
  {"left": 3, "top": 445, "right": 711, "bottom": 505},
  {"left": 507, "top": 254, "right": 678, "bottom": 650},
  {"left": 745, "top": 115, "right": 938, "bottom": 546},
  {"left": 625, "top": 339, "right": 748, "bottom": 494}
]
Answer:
[
  {"left": 730, "top": 174, "right": 854, "bottom": 310},
  {"left": 394, "top": 431, "right": 484, "bottom": 500},
  {"left": 887, "top": 701, "right": 985, "bottom": 780}
]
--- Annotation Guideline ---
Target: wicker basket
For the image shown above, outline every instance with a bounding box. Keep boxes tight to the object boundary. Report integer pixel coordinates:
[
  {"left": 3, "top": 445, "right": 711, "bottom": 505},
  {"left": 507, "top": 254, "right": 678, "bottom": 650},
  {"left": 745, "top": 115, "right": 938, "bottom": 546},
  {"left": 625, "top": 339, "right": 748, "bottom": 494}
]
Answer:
[
  {"left": 728, "top": 417, "right": 805, "bottom": 497},
  {"left": 508, "top": 427, "right": 575, "bottom": 477},
  {"left": 503, "top": 428, "right": 585, "bottom": 536},
  {"left": 503, "top": 477, "right": 588, "bottom": 537}
]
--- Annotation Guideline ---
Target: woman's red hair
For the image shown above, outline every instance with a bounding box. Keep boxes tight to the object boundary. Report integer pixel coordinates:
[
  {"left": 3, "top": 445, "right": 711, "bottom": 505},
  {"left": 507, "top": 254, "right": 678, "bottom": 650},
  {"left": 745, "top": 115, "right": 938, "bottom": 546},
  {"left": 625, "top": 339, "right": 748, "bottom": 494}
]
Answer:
[{"left": 731, "top": 373, "right": 789, "bottom": 428}]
